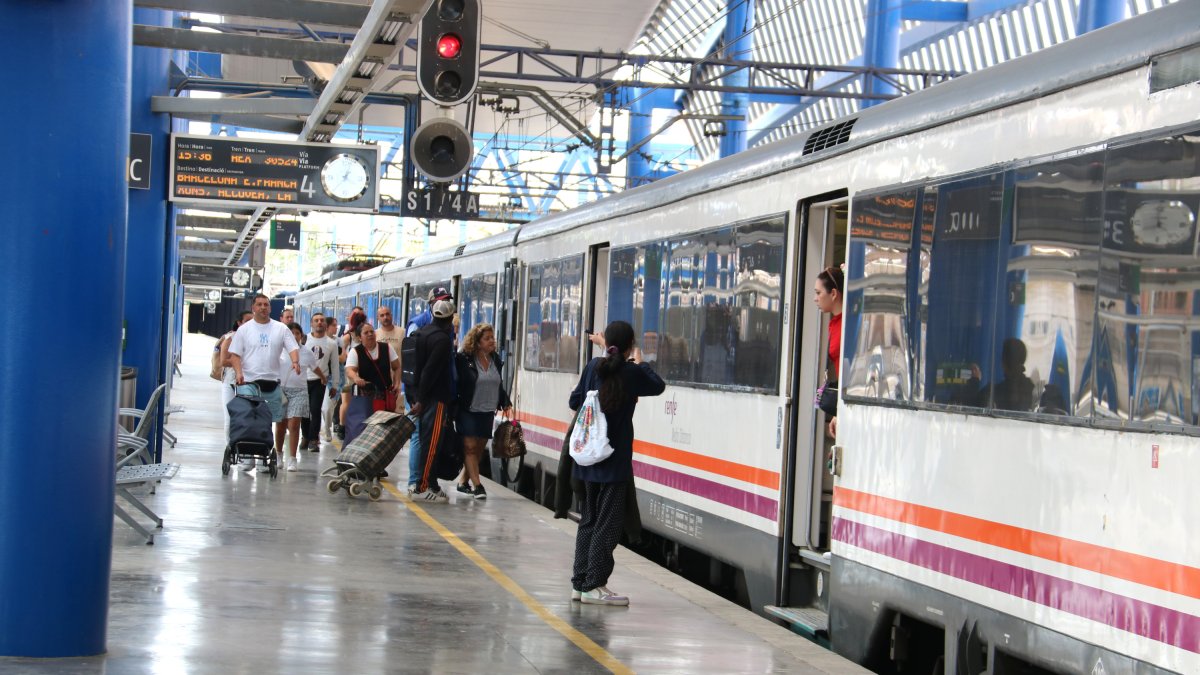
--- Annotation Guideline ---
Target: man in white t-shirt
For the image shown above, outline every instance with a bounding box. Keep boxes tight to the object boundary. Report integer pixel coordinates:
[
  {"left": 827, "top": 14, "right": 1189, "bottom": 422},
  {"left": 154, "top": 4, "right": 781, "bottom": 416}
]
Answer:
[
  {"left": 302, "top": 312, "right": 339, "bottom": 451},
  {"left": 229, "top": 294, "right": 300, "bottom": 469}
]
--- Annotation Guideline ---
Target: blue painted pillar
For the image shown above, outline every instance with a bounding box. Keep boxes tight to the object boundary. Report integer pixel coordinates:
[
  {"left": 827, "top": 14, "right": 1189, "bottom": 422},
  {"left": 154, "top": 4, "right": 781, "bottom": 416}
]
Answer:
[
  {"left": 1075, "top": 0, "right": 1126, "bottom": 35},
  {"left": 863, "top": 0, "right": 903, "bottom": 107},
  {"left": 127, "top": 8, "right": 177, "bottom": 457},
  {"left": 0, "top": 0, "right": 130, "bottom": 657},
  {"left": 719, "top": 0, "right": 754, "bottom": 158},
  {"left": 627, "top": 87, "right": 654, "bottom": 188}
]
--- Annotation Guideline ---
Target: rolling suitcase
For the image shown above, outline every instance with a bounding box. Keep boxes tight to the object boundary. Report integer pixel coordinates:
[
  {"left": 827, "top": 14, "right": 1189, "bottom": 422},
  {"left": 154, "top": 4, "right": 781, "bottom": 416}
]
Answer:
[{"left": 222, "top": 389, "right": 278, "bottom": 478}]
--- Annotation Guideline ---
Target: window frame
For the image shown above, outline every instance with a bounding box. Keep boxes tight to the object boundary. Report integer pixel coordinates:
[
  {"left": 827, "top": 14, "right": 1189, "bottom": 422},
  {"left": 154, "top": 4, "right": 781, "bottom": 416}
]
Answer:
[
  {"left": 606, "top": 212, "right": 790, "bottom": 394},
  {"left": 841, "top": 130, "right": 1200, "bottom": 438},
  {"left": 522, "top": 253, "right": 585, "bottom": 375}
]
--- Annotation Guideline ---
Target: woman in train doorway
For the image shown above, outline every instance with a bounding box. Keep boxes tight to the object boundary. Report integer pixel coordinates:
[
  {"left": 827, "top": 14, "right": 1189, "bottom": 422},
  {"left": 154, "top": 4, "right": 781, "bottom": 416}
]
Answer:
[
  {"left": 568, "top": 321, "right": 665, "bottom": 606},
  {"left": 813, "top": 266, "right": 844, "bottom": 438},
  {"left": 453, "top": 323, "right": 512, "bottom": 500}
]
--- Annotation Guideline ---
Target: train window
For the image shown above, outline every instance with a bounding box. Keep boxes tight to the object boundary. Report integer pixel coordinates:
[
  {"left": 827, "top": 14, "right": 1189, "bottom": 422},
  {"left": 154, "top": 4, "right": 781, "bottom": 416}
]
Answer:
[
  {"left": 1002, "top": 154, "right": 1105, "bottom": 418},
  {"left": 844, "top": 190, "right": 919, "bottom": 402},
  {"left": 459, "top": 272, "right": 498, "bottom": 341},
  {"left": 381, "top": 287, "right": 404, "bottom": 327},
  {"left": 524, "top": 255, "right": 584, "bottom": 373},
  {"left": 920, "top": 173, "right": 1006, "bottom": 407},
  {"left": 407, "top": 282, "right": 444, "bottom": 328},
  {"left": 1096, "top": 134, "right": 1200, "bottom": 428},
  {"left": 608, "top": 216, "right": 786, "bottom": 391}
]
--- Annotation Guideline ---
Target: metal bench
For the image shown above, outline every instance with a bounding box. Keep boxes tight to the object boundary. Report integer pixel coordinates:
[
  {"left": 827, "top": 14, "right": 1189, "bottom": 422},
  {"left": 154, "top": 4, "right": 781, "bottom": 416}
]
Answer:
[{"left": 114, "top": 424, "right": 179, "bottom": 545}]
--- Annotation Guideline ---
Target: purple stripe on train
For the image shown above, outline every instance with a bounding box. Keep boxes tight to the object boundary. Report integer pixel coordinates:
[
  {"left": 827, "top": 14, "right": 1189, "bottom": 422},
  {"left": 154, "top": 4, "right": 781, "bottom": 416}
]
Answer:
[
  {"left": 832, "top": 517, "right": 1200, "bottom": 654},
  {"left": 518, "top": 427, "right": 778, "bottom": 520}
]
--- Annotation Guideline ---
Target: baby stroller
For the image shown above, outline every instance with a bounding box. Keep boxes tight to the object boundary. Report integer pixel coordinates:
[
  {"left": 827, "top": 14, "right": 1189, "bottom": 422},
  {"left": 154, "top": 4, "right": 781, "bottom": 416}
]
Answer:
[
  {"left": 222, "top": 386, "right": 278, "bottom": 478},
  {"left": 322, "top": 411, "right": 414, "bottom": 501}
]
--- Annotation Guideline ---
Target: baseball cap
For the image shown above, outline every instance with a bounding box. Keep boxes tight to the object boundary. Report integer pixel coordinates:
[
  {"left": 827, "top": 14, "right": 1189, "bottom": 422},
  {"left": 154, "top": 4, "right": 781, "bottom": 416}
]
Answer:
[
  {"left": 427, "top": 286, "right": 453, "bottom": 302},
  {"left": 431, "top": 299, "right": 456, "bottom": 319}
]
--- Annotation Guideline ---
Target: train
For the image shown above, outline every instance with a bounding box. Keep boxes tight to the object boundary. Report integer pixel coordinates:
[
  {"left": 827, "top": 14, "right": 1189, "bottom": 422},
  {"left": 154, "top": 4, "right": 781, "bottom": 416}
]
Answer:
[{"left": 295, "top": 5, "right": 1200, "bottom": 673}]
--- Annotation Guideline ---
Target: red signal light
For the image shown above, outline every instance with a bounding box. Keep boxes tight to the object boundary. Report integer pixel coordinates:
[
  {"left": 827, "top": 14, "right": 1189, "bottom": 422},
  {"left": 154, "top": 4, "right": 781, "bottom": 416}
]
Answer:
[{"left": 436, "top": 33, "right": 462, "bottom": 59}]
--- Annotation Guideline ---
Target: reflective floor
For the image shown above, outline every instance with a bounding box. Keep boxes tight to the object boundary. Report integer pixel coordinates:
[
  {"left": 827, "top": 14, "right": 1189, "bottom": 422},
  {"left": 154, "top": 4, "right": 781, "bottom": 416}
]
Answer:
[{"left": 1, "top": 334, "right": 866, "bottom": 674}]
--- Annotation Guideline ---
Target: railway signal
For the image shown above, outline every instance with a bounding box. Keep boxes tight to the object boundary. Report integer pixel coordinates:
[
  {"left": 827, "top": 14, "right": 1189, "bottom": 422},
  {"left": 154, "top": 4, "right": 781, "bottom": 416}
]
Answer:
[
  {"left": 417, "top": 0, "right": 482, "bottom": 106},
  {"left": 410, "top": 116, "right": 473, "bottom": 183}
]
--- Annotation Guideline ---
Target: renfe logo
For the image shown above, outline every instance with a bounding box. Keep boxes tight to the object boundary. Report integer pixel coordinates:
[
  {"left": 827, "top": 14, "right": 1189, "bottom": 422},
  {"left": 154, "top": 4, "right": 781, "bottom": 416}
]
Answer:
[{"left": 664, "top": 394, "right": 678, "bottom": 424}]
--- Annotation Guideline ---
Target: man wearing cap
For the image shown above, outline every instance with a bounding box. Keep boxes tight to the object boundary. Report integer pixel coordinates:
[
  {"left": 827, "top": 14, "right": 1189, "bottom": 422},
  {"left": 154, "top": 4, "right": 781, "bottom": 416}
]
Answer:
[
  {"left": 409, "top": 296, "right": 457, "bottom": 501},
  {"left": 405, "top": 285, "right": 453, "bottom": 494}
]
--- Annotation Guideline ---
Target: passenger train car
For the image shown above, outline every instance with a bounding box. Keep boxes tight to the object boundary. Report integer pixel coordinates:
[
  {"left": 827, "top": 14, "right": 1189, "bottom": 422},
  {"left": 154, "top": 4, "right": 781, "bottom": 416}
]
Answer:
[{"left": 296, "top": 5, "right": 1200, "bottom": 672}]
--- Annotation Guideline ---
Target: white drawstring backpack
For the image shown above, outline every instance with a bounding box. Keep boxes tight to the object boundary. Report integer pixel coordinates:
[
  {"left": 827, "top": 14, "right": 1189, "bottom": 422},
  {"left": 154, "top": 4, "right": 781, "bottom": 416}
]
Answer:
[{"left": 569, "top": 390, "right": 614, "bottom": 466}]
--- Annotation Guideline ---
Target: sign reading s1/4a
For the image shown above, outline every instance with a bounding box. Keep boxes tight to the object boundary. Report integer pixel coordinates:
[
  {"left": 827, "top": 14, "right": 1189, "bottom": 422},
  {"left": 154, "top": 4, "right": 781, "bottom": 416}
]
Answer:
[{"left": 169, "top": 134, "right": 380, "bottom": 213}]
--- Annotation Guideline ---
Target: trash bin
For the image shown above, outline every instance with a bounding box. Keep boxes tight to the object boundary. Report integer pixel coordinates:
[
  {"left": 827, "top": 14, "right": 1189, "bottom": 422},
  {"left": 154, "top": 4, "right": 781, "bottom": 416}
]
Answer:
[{"left": 119, "top": 366, "right": 138, "bottom": 432}]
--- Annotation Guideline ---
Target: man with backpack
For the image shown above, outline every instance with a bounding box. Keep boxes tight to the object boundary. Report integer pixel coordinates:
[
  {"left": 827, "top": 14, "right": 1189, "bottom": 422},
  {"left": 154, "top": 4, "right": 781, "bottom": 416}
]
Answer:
[
  {"left": 408, "top": 297, "right": 457, "bottom": 501},
  {"left": 404, "top": 286, "right": 452, "bottom": 495}
]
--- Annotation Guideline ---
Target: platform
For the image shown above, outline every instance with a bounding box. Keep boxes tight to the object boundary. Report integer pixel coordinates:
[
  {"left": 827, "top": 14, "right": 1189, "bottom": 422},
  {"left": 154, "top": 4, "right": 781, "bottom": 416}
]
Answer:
[{"left": 0, "top": 334, "right": 866, "bottom": 674}]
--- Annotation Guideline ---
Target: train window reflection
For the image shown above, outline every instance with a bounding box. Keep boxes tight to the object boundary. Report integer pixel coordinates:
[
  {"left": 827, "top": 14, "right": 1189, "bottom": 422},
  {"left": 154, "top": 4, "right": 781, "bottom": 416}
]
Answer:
[
  {"left": 524, "top": 256, "right": 584, "bottom": 373},
  {"left": 921, "top": 173, "right": 1006, "bottom": 406},
  {"left": 608, "top": 216, "right": 786, "bottom": 391},
  {"left": 1098, "top": 135, "right": 1200, "bottom": 426},
  {"left": 1000, "top": 154, "right": 1105, "bottom": 418},
  {"left": 458, "top": 273, "right": 497, "bottom": 342},
  {"left": 844, "top": 190, "right": 918, "bottom": 401}
]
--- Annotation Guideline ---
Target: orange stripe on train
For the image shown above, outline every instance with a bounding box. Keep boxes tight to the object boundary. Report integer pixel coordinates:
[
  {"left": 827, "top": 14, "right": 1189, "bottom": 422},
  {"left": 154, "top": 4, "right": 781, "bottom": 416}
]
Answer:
[{"left": 835, "top": 487, "right": 1200, "bottom": 600}]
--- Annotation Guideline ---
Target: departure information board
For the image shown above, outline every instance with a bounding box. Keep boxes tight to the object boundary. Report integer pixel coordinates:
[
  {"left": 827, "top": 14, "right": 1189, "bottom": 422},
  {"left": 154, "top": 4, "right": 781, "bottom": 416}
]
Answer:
[{"left": 169, "top": 134, "right": 380, "bottom": 213}]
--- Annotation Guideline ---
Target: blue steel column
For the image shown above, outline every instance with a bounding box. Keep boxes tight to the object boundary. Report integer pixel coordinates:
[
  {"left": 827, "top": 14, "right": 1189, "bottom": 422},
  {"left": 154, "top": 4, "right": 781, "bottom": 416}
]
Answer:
[
  {"left": 719, "top": 0, "right": 754, "bottom": 158},
  {"left": 1075, "top": 0, "right": 1126, "bottom": 35},
  {"left": 128, "top": 8, "right": 176, "bottom": 459},
  {"left": 0, "top": 1, "right": 130, "bottom": 657},
  {"left": 863, "top": 0, "right": 903, "bottom": 107},
  {"left": 627, "top": 87, "right": 654, "bottom": 188}
]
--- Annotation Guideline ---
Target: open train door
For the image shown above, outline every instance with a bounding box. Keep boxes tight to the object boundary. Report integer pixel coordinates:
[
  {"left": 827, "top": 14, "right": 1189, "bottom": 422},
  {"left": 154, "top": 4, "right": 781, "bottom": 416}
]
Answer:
[{"left": 768, "top": 191, "right": 847, "bottom": 640}]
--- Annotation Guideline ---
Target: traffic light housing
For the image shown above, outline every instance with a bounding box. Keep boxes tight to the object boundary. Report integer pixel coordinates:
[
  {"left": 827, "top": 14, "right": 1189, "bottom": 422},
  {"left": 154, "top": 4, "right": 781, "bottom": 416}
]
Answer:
[
  {"left": 410, "top": 117, "right": 473, "bottom": 183},
  {"left": 417, "top": 0, "right": 482, "bottom": 106}
]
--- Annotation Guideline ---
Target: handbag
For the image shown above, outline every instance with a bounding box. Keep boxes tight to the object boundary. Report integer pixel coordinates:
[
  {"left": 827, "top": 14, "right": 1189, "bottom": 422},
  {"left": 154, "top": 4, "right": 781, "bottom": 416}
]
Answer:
[
  {"left": 816, "top": 381, "right": 838, "bottom": 417},
  {"left": 568, "top": 390, "right": 614, "bottom": 467},
  {"left": 492, "top": 418, "right": 527, "bottom": 459}
]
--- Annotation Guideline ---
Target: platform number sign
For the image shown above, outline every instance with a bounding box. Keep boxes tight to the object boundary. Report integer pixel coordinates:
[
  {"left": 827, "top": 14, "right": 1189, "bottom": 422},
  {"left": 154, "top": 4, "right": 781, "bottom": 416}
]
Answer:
[
  {"left": 404, "top": 186, "right": 481, "bottom": 219},
  {"left": 271, "top": 220, "right": 301, "bottom": 251}
]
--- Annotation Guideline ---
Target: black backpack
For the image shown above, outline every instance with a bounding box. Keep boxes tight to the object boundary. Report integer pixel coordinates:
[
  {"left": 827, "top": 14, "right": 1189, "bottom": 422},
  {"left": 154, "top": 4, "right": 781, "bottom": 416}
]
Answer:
[{"left": 401, "top": 334, "right": 420, "bottom": 390}]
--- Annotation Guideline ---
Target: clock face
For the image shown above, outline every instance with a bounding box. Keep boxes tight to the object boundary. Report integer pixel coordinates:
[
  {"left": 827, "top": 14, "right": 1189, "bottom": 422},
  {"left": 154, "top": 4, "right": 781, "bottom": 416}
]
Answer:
[
  {"left": 320, "top": 154, "right": 370, "bottom": 202},
  {"left": 1130, "top": 199, "right": 1195, "bottom": 247}
]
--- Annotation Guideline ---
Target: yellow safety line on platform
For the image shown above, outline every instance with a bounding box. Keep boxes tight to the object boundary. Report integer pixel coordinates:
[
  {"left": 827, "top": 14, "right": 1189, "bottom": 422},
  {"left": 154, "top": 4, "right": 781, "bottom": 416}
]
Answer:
[{"left": 382, "top": 481, "right": 634, "bottom": 675}]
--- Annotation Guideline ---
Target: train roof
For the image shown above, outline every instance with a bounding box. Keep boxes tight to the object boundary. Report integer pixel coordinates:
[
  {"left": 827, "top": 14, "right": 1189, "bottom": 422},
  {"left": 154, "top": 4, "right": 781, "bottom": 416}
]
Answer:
[{"left": 516, "top": 1, "right": 1200, "bottom": 244}]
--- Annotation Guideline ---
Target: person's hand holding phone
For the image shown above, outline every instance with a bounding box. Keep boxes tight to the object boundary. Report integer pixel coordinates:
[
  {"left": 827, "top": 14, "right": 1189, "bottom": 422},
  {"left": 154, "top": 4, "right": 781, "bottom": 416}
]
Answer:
[{"left": 630, "top": 346, "right": 643, "bottom": 364}]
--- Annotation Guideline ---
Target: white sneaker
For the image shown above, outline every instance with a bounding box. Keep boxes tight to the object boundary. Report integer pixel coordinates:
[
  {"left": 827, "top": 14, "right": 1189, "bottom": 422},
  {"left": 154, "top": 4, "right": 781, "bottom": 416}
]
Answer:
[
  {"left": 322, "top": 432, "right": 332, "bottom": 442},
  {"left": 406, "top": 484, "right": 418, "bottom": 496},
  {"left": 241, "top": 459, "right": 256, "bottom": 471},
  {"left": 286, "top": 457, "right": 298, "bottom": 472},
  {"left": 571, "top": 589, "right": 582, "bottom": 601},
  {"left": 580, "top": 586, "right": 629, "bottom": 606},
  {"left": 420, "top": 489, "right": 448, "bottom": 502}
]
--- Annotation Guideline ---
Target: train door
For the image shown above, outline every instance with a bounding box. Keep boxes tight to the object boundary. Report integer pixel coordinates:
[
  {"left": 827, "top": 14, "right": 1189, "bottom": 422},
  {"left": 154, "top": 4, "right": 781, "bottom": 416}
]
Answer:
[
  {"left": 585, "top": 243, "right": 611, "bottom": 364},
  {"left": 776, "top": 193, "right": 848, "bottom": 618}
]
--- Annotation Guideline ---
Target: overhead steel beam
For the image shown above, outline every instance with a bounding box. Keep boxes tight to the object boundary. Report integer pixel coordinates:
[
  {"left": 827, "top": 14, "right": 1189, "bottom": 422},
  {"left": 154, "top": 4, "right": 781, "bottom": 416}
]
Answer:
[
  {"left": 176, "top": 214, "right": 244, "bottom": 232},
  {"left": 134, "top": 0, "right": 370, "bottom": 27},
  {"left": 167, "top": 112, "right": 305, "bottom": 134},
  {"left": 134, "top": 25, "right": 349, "bottom": 63},
  {"left": 225, "top": 0, "right": 431, "bottom": 266},
  {"left": 151, "top": 96, "right": 315, "bottom": 115}
]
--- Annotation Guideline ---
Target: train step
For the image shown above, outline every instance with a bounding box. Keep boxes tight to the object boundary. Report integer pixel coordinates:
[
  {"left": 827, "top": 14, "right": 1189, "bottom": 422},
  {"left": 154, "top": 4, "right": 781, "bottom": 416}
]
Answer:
[{"left": 764, "top": 604, "right": 830, "bottom": 645}]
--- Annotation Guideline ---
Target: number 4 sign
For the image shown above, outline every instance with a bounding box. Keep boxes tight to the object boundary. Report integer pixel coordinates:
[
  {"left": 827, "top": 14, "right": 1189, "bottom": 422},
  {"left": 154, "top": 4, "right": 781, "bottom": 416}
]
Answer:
[{"left": 271, "top": 219, "right": 301, "bottom": 251}]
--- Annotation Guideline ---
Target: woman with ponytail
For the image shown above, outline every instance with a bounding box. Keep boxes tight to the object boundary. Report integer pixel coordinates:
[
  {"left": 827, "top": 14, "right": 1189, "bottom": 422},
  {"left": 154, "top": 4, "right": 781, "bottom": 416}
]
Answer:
[{"left": 567, "top": 321, "right": 665, "bottom": 605}]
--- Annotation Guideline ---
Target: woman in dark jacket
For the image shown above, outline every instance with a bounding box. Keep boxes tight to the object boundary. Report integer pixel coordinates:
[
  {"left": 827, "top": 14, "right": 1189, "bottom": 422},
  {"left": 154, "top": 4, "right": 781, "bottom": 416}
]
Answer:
[
  {"left": 454, "top": 323, "right": 512, "bottom": 500},
  {"left": 568, "top": 320, "right": 665, "bottom": 606}
]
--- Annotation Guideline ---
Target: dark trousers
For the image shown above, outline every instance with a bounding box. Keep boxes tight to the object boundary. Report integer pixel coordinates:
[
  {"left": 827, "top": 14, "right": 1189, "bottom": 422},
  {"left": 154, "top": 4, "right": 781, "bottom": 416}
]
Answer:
[
  {"left": 571, "top": 481, "right": 627, "bottom": 592},
  {"left": 301, "top": 379, "right": 326, "bottom": 442},
  {"left": 416, "top": 401, "right": 450, "bottom": 493}
]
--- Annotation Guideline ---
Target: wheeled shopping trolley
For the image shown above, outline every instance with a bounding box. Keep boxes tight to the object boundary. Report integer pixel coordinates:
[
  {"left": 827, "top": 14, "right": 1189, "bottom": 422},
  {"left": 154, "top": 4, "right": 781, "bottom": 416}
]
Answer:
[
  {"left": 322, "top": 411, "right": 414, "bottom": 501},
  {"left": 222, "top": 389, "right": 278, "bottom": 478}
]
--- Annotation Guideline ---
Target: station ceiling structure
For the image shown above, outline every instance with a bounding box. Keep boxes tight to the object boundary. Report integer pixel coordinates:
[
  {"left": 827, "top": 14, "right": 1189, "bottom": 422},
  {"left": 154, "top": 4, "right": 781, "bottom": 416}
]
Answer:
[{"left": 144, "top": 0, "right": 1179, "bottom": 269}]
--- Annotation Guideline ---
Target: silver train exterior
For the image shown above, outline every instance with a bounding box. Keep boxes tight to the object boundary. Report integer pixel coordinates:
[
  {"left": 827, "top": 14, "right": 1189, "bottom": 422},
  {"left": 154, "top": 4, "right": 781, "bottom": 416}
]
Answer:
[{"left": 296, "top": 4, "right": 1200, "bottom": 672}]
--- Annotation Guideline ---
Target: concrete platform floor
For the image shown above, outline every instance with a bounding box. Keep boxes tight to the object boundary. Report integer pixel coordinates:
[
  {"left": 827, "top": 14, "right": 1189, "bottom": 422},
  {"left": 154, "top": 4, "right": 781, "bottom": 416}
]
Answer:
[{"left": 0, "top": 333, "right": 867, "bottom": 674}]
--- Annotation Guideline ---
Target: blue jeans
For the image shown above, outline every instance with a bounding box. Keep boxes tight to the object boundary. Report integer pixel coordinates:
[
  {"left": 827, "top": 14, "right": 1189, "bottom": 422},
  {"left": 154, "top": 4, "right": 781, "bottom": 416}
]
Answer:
[{"left": 407, "top": 399, "right": 421, "bottom": 486}]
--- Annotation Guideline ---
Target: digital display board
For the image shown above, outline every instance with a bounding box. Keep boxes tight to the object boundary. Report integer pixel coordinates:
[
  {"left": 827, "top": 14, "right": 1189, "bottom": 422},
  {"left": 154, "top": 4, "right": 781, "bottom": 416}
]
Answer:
[{"left": 169, "top": 134, "right": 379, "bottom": 213}]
